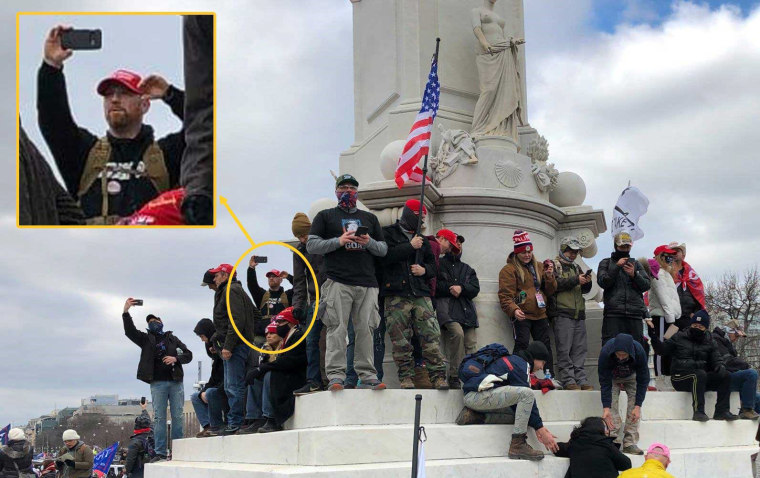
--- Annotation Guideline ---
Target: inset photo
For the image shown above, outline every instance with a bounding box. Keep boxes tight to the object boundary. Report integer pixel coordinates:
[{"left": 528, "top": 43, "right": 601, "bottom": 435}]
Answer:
[{"left": 17, "top": 12, "right": 215, "bottom": 227}]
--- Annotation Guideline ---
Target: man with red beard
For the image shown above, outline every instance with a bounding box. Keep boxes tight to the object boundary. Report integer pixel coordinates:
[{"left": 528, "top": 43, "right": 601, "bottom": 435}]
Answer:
[{"left": 37, "top": 25, "right": 186, "bottom": 224}]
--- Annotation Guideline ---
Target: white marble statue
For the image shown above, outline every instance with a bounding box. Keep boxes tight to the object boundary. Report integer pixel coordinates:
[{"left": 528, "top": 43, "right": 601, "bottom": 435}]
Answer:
[
  {"left": 430, "top": 124, "right": 478, "bottom": 185},
  {"left": 526, "top": 135, "right": 559, "bottom": 192},
  {"left": 470, "top": 0, "right": 525, "bottom": 143}
]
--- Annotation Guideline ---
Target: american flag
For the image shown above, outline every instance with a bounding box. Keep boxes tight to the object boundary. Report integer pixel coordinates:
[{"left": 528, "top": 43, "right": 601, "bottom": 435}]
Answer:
[
  {"left": 0, "top": 424, "right": 9, "bottom": 445},
  {"left": 395, "top": 56, "right": 440, "bottom": 188}
]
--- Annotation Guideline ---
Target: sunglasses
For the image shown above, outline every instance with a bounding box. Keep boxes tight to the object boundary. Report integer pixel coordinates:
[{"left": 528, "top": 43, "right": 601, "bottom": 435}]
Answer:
[{"left": 664, "top": 256, "right": 675, "bottom": 263}]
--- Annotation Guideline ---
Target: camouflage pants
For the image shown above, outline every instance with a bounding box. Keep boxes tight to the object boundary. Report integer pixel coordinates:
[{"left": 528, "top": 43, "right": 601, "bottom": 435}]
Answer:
[
  {"left": 610, "top": 374, "right": 640, "bottom": 448},
  {"left": 385, "top": 296, "right": 446, "bottom": 380}
]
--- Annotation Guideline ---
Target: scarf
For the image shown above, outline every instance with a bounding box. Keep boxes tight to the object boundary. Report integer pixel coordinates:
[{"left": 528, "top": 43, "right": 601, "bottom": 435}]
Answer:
[
  {"left": 336, "top": 190, "right": 358, "bottom": 209},
  {"left": 677, "top": 261, "right": 705, "bottom": 309}
]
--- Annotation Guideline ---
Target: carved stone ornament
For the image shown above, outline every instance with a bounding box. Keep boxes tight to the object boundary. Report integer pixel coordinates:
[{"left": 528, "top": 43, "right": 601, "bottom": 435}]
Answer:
[
  {"left": 526, "top": 135, "right": 549, "bottom": 163},
  {"left": 527, "top": 134, "right": 558, "bottom": 192},
  {"left": 429, "top": 125, "right": 479, "bottom": 186},
  {"left": 494, "top": 159, "right": 522, "bottom": 188}
]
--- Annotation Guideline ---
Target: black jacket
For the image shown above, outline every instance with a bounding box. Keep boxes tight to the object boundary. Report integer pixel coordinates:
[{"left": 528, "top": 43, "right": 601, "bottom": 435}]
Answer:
[
  {"left": 650, "top": 329, "right": 725, "bottom": 376},
  {"left": 211, "top": 279, "right": 259, "bottom": 352},
  {"left": 292, "top": 242, "right": 326, "bottom": 315},
  {"left": 193, "top": 319, "right": 224, "bottom": 392},
  {"left": 124, "top": 410, "right": 153, "bottom": 478},
  {"left": 555, "top": 430, "right": 631, "bottom": 478},
  {"left": 0, "top": 441, "right": 34, "bottom": 478},
  {"left": 712, "top": 327, "right": 750, "bottom": 373},
  {"left": 435, "top": 253, "right": 480, "bottom": 328},
  {"left": 379, "top": 222, "right": 436, "bottom": 298},
  {"left": 257, "top": 327, "right": 307, "bottom": 426},
  {"left": 37, "top": 62, "right": 185, "bottom": 219},
  {"left": 123, "top": 313, "right": 192, "bottom": 384},
  {"left": 247, "top": 268, "right": 294, "bottom": 335},
  {"left": 597, "top": 254, "right": 650, "bottom": 318}
]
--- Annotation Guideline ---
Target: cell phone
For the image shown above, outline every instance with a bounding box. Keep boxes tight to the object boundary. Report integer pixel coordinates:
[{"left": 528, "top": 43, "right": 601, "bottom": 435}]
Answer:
[
  {"left": 140, "top": 396, "right": 146, "bottom": 405},
  {"left": 133, "top": 299, "right": 143, "bottom": 306},
  {"left": 355, "top": 226, "right": 369, "bottom": 236},
  {"left": 585, "top": 269, "right": 592, "bottom": 276},
  {"left": 254, "top": 256, "right": 268, "bottom": 263},
  {"left": 61, "top": 29, "right": 102, "bottom": 50}
]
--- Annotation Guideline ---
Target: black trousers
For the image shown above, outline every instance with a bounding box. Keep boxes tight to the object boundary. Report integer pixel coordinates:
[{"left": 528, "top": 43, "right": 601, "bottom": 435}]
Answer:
[
  {"left": 671, "top": 368, "right": 731, "bottom": 414},
  {"left": 602, "top": 314, "right": 645, "bottom": 349},
  {"left": 651, "top": 316, "right": 672, "bottom": 376},
  {"left": 512, "top": 318, "right": 553, "bottom": 373}
]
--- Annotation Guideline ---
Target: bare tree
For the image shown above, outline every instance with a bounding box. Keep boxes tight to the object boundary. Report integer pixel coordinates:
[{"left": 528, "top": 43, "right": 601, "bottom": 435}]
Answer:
[{"left": 705, "top": 265, "right": 760, "bottom": 365}]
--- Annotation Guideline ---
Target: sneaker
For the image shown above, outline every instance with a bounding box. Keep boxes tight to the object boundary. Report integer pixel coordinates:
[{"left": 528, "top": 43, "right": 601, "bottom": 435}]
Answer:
[
  {"left": 455, "top": 407, "right": 485, "bottom": 425},
  {"left": 692, "top": 411, "right": 710, "bottom": 422},
  {"left": 358, "top": 379, "right": 386, "bottom": 390},
  {"left": 713, "top": 410, "right": 739, "bottom": 421},
  {"left": 344, "top": 383, "right": 357, "bottom": 389},
  {"left": 293, "top": 381, "right": 322, "bottom": 396},
  {"left": 580, "top": 384, "right": 594, "bottom": 391},
  {"left": 221, "top": 425, "right": 240, "bottom": 435},
  {"left": 432, "top": 377, "right": 450, "bottom": 390},
  {"left": 257, "top": 418, "right": 283, "bottom": 433},
  {"left": 239, "top": 418, "right": 266, "bottom": 434},
  {"left": 448, "top": 377, "right": 462, "bottom": 389},
  {"left": 739, "top": 408, "right": 760, "bottom": 420},
  {"left": 565, "top": 384, "right": 580, "bottom": 391},
  {"left": 400, "top": 377, "right": 415, "bottom": 389},
  {"left": 328, "top": 378, "right": 344, "bottom": 391},
  {"left": 151, "top": 455, "right": 168, "bottom": 463},
  {"left": 622, "top": 445, "right": 644, "bottom": 455}
]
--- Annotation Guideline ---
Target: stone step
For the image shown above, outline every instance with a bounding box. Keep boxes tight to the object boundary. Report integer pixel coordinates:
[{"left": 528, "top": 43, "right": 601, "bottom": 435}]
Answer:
[
  {"left": 289, "top": 389, "right": 743, "bottom": 429},
  {"left": 171, "top": 419, "right": 757, "bottom": 466},
  {"left": 147, "top": 446, "right": 756, "bottom": 478}
]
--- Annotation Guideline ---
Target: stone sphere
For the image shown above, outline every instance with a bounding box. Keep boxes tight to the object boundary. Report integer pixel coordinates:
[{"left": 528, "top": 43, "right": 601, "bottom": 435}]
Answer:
[
  {"left": 380, "top": 140, "right": 406, "bottom": 180},
  {"left": 581, "top": 240, "right": 598, "bottom": 259},
  {"left": 549, "top": 172, "right": 586, "bottom": 207}
]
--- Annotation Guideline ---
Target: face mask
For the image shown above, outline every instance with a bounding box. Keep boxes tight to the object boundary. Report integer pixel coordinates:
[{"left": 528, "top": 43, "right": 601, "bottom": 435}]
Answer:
[
  {"left": 399, "top": 206, "right": 421, "bottom": 231},
  {"left": 148, "top": 322, "right": 164, "bottom": 335},
  {"left": 336, "top": 190, "right": 358, "bottom": 209},
  {"left": 276, "top": 324, "right": 290, "bottom": 338},
  {"left": 688, "top": 327, "right": 704, "bottom": 340}
]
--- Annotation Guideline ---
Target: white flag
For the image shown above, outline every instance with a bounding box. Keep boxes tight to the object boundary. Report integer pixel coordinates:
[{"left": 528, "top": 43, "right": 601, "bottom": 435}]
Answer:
[
  {"left": 417, "top": 440, "right": 426, "bottom": 478},
  {"left": 611, "top": 186, "right": 649, "bottom": 241}
]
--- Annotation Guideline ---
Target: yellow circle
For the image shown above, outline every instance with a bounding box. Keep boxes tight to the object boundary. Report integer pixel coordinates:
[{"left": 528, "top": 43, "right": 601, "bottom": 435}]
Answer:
[{"left": 224, "top": 241, "right": 319, "bottom": 355}]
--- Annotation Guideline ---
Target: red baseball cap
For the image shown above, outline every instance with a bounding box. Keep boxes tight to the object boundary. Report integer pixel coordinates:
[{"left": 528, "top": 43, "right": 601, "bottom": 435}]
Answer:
[
  {"left": 265, "top": 269, "right": 282, "bottom": 278},
  {"left": 404, "top": 199, "right": 427, "bottom": 215},
  {"left": 436, "top": 229, "right": 461, "bottom": 255},
  {"left": 265, "top": 320, "right": 278, "bottom": 334},
  {"left": 653, "top": 245, "right": 676, "bottom": 256},
  {"left": 97, "top": 69, "right": 143, "bottom": 96},
  {"left": 209, "top": 264, "right": 234, "bottom": 275},
  {"left": 274, "top": 307, "right": 298, "bottom": 325},
  {"left": 118, "top": 188, "right": 186, "bottom": 226}
]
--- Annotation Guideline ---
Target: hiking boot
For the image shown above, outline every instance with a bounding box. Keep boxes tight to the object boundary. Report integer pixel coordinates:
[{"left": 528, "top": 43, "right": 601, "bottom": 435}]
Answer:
[
  {"left": 328, "top": 378, "right": 344, "bottom": 391},
  {"left": 448, "top": 377, "right": 462, "bottom": 389},
  {"left": 358, "top": 379, "right": 387, "bottom": 390},
  {"left": 196, "top": 428, "right": 216, "bottom": 438},
  {"left": 293, "top": 381, "right": 322, "bottom": 396},
  {"left": 714, "top": 410, "right": 739, "bottom": 421},
  {"left": 413, "top": 366, "right": 433, "bottom": 389},
  {"left": 195, "top": 426, "right": 210, "bottom": 438},
  {"left": 622, "top": 445, "right": 644, "bottom": 455},
  {"left": 257, "top": 418, "right": 283, "bottom": 433},
  {"left": 455, "top": 407, "right": 485, "bottom": 425},
  {"left": 400, "top": 377, "right": 415, "bottom": 389},
  {"left": 580, "top": 384, "right": 594, "bottom": 391},
  {"left": 239, "top": 418, "right": 266, "bottom": 434},
  {"left": 739, "top": 408, "right": 760, "bottom": 420},
  {"left": 565, "top": 384, "right": 580, "bottom": 391},
  {"left": 508, "top": 433, "right": 544, "bottom": 461},
  {"left": 692, "top": 411, "right": 710, "bottom": 422},
  {"left": 432, "top": 377, "right": 450, "bottom": 390}
]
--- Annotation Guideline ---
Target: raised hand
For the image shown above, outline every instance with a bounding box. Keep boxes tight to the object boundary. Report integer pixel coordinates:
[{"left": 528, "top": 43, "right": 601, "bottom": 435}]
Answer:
[
  {"left": 138, "top": 74, "right": 170, "bottom": 99},
  {"left": 44, "top": 25, "right": 73, "bottom": 68}
]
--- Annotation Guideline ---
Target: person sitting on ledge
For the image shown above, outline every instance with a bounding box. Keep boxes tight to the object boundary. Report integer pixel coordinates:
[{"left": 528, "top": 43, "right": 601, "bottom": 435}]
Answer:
[
  {"left": 554, "top": 416, "right": 632, "bottom": 478},
  {"left": 456, "top": 341, "right": 559, "bottom": 461},
  {"left": 619, "top": 442, "right": 675, "bottom": 478},
  {"left": 649, "top": 310, "right": 738, "bottom": 422}
]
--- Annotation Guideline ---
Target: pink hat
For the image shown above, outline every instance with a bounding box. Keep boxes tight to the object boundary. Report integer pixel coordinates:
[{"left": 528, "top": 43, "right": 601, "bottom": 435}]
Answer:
[{"left": 646, "top": 442, "right": 670, "bottom": 459}]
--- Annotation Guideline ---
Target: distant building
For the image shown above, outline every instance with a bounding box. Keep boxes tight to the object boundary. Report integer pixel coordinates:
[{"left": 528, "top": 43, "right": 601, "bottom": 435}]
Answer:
[{"left": 81, "top": 394, "right": 119, "bottom": 406}]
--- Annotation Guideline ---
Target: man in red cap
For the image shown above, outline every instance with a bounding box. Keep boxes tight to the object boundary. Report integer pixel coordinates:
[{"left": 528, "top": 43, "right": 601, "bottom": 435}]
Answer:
[
  {"left": 37, "top": 25, "right": 186, "bottom": 224},
  {"left": 435, "top": 229, "right": 480, "bottom": 388},
  {"left": 246, "top": 258, "right": 294, "bottom": 346},
  {"left": 379, "top": 199, "right": 448, "bottom": 389},
  {"left": 207, "top": 263, "right": 260, "bottom": 435}
]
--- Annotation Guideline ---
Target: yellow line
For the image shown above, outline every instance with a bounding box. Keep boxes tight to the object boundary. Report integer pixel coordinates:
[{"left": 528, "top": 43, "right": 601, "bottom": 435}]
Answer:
[{"left": 220, "top": 196, "right": 256, "bottom": 246}]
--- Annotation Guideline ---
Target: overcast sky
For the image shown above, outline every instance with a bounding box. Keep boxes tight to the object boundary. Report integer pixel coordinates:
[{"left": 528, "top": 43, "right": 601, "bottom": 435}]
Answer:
[{"left": 3, "top": 0, "right": 759, "bottom": 427}]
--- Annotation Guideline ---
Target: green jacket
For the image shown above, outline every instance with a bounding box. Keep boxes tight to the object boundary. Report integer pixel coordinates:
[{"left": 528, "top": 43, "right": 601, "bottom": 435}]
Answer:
[
  {"left": 56, "top": 442, "right": 93, "bottom": 478},
  {"left": 547, "top": 257, "right": 592, "bottom": 320}
]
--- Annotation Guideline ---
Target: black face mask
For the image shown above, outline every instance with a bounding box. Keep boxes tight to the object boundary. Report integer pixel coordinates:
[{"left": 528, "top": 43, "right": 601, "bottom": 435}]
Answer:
[
  {"left": 276, "top": 324, "right": 290, "bottom": 338},
  {"left": 688, "top": 327, "right": 705, "bottom": 341},
  {"left": 399, "top": 206, "right": 422, "bottom": 232},
  {"left": 611, "top": 250, "right": 631, "bottom": 262}
]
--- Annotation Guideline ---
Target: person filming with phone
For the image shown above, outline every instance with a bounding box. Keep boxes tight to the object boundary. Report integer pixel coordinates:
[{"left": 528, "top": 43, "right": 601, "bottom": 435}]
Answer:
[
  {"left": 38, "top": 25, "right": 186, "bottom": 224},
  {"left": 247, "top": 256, "right": 294, "bottom": 347},
  {"left": 596, "top": 232, "right": 651, "bottom": 348},
  {"left": 122, "top": 298, "right": 193, "bottom": 460}
]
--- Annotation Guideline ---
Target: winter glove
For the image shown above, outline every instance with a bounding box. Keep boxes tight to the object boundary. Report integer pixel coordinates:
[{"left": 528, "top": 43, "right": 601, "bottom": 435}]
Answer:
[
  {"left": 293, "top": 308, "right": 306, "bottom": 322},
  {"left": 181, "top": 194, "right": 213, "bottom": 225},
  {"left": 714, "top": 364, "right": 727, "bottom": 375},
  {"left": 246, "top": 367, "right": 263, "bottom": 384},
  {"left": 64, "top": 459, "right": 75, "bottom": 468}
]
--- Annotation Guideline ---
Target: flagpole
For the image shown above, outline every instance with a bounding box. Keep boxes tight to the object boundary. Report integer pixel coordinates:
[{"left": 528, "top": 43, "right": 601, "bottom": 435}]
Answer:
[
  {"left": 415, "top": 37, "right": 440, "bottom": 264},
  {"left": 411, "top": 394, "right": 423, "bottom": 478}
]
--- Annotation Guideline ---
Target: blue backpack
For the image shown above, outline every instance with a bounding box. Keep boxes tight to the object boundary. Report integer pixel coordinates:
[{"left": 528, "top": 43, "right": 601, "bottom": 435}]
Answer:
[{"left": 458, "top": 343, "right": 511, "bottom": 386}]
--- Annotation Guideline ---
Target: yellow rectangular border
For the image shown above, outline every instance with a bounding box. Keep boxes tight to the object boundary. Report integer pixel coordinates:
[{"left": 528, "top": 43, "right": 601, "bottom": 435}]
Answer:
[{"left": 16, "top": 11, "right": 217, "bottom": 228}]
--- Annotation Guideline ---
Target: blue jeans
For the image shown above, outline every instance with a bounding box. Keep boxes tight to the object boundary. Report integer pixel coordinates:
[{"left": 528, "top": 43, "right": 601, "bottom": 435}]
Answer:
[
  {"left": 190, "top": 391, "right": 209, "bottom": 428},
  {"left": 246, "top": 381, "right": 261, "bottom": 420},
  {"left": 373, "top": 302, "right": 386, "bottom": 381},
  {"left": 150, "top": 380, "right": 184, "bottom": 456},
  {"left": 223, "top": 345, "right": 249, "bottom": 427},
  {"left": 305, "top": 304, "right": 357, "bottom": 386},
  {"left": 204, "top": 387, "right": 228, "bottom": 428},
  {"left": 730, "top": 368, "right": 759, "bottom": 409}
]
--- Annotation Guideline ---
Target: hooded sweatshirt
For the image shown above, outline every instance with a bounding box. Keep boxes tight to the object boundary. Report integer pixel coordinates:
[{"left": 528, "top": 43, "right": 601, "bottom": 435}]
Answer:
[{"left": 598, "top": 334, "right": 650, "bottom": 409}]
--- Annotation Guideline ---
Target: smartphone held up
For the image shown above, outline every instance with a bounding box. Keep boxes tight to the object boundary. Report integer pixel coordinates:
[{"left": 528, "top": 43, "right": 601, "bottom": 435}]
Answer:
[{"left": 61, "top": 29, "right": 102, "bottom": 50}]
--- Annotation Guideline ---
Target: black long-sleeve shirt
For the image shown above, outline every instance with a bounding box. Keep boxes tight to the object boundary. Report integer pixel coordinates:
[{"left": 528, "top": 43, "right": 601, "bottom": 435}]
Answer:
[{"left": 37, "top": 62, "right": 185, "bottom": 219}]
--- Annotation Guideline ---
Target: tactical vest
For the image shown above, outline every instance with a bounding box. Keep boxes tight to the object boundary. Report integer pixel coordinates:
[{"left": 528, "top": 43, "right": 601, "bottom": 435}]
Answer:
[
  {"left": 78, "top": 137, "right": 170, "bottom": 225},
  {"left": 260, "top": 289, "right": 289, "bottom": 318}
]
